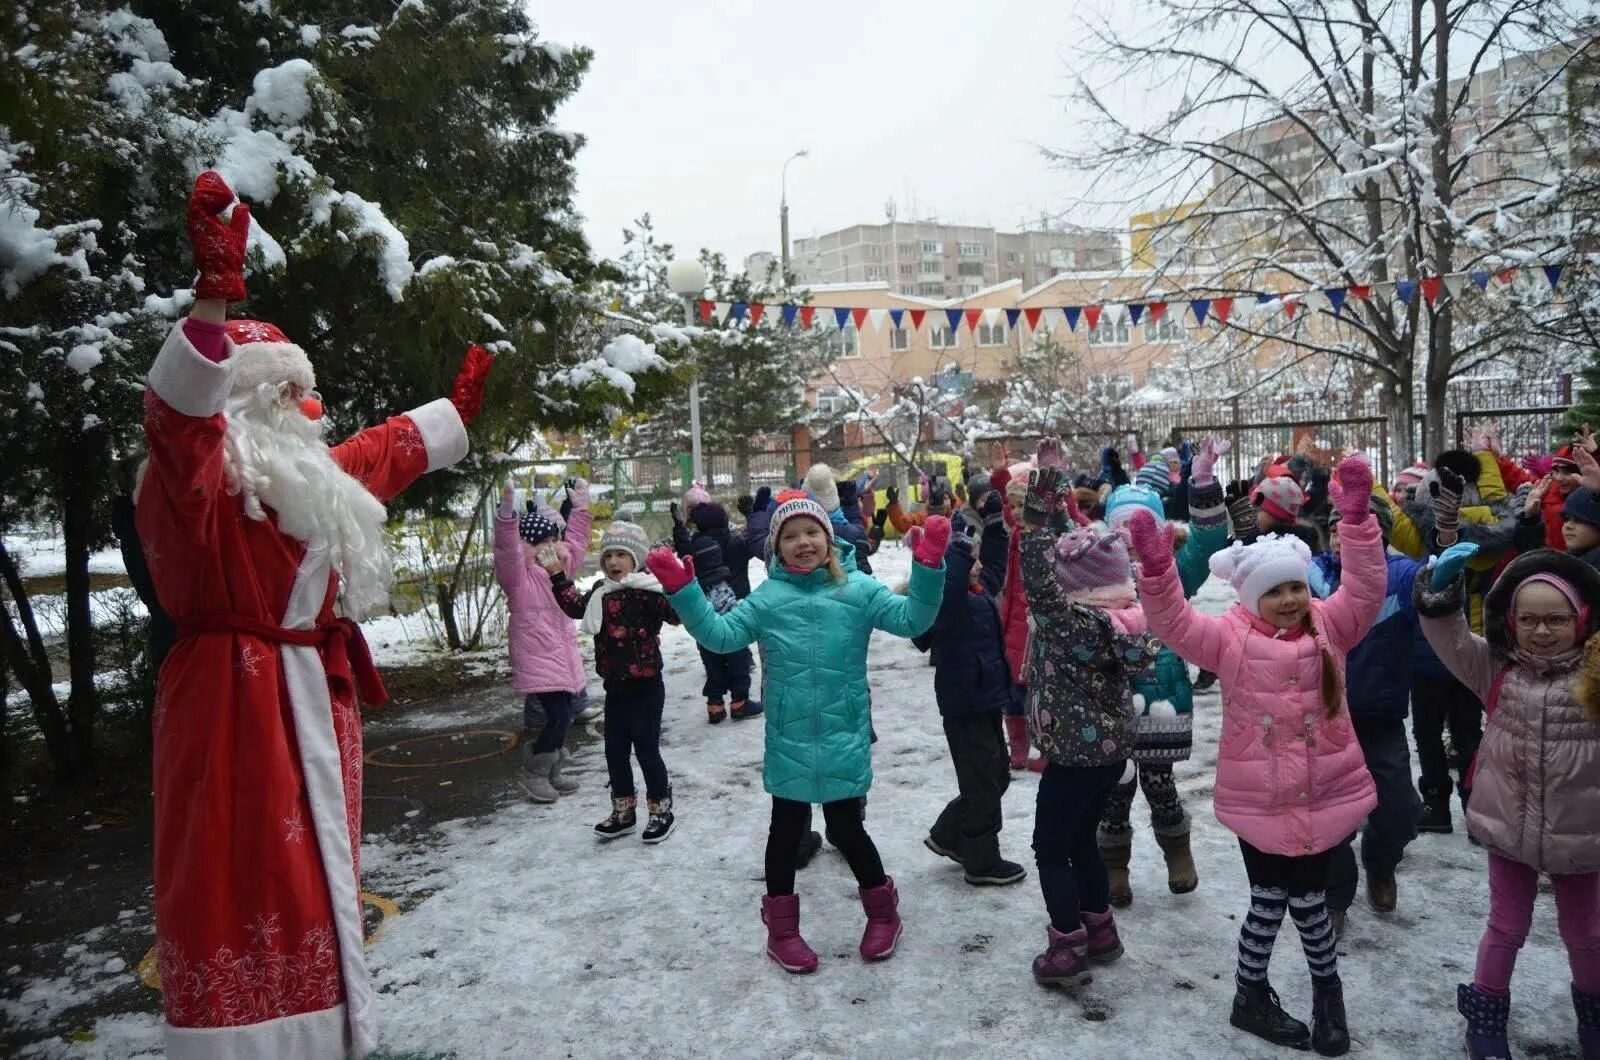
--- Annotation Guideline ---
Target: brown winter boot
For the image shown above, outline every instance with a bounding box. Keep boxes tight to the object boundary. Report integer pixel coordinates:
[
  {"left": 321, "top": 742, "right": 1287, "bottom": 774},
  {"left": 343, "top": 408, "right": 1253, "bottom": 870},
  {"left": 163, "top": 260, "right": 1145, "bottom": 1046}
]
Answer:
[
  {"left": 1099, "top": 833, "right": 1133, "bottom": 908},
  {"left": 1153, "top": 823, "right": 1199, "bottom": 895}
]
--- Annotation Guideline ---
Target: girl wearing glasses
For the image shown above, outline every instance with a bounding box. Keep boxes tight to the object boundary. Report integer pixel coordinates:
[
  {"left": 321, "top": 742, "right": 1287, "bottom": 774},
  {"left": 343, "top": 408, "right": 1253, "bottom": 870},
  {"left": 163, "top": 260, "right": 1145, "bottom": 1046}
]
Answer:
[{"left": 1415, "top": 546, "right": 1600, "bottom": 1060}]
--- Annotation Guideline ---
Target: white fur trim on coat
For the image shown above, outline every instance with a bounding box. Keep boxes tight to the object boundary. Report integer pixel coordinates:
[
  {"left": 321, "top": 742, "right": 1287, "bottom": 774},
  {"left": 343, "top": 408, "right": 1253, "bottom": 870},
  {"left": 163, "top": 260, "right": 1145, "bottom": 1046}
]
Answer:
[
  {"left": 147, "top": 322, "right": 233, "bottom": 417},
  {"left": 405, "top": 398, "right": 469, "bottom": 473}
]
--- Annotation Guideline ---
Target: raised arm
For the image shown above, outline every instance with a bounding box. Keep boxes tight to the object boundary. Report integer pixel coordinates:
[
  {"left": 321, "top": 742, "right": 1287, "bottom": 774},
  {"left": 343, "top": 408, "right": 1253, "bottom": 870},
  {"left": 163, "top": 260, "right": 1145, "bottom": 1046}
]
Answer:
[
  {"left": 1174, "top": 478, "right": 1229, "bottom": 598},
  {"left": 562, "top": 479, "right": 593, "bottom": 575},
  {"left": 1315, "top": 514, "right": 1386, "bottom": 653},
  {"left": 492, "top": 486, "right": 531, "bottom": 607},
  {"left": 866, "top": 552, "right": 944, "bottom": 638},
  {"left": 1412, "top": 567, "right": 1496, "bottom": 703},
  {"left": 1128, "top": 509, "right": 1235, "bottom": 674}
]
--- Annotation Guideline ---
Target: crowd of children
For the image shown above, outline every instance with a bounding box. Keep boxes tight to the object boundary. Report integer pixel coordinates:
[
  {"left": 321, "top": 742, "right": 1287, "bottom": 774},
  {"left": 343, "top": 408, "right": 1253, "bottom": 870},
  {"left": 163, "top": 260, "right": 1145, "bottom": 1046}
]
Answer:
[{"left": 495, "top": 423, "right": 1600, "bottom": 1059}]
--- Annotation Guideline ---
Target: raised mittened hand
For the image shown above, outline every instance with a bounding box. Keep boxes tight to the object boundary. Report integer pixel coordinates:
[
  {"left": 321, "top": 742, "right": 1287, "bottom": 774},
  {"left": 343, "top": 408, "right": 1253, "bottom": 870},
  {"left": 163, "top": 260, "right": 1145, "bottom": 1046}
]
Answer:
[
  {"left": 1430, "top": 466, "right": 1464, "bottom": 534},
  {"left": 754, "top": 486, "right": 772, "bottom": 512},
  {"left": 1332, "top": 454, "right": 1375, "bottom": 526},
  {"left": 913, "top": 515, "right": 951, "bottom": 568},
  {"left": 1126, "top": 508, "right": 1175, "bottom": 577},
  {"left": 1192, "top": 438, "right": 1229, "bottom": 488},
  {"left": 1036, "top": 437, "right": 1065, "bottom": 471},
  {"left": 187, "top": 171, "right": 250, "bottom": 302},
  {"left": 885, "top": 486, "right": 900, "bottom": 507},
  {"left": 1430, "top": 541, "right": 1479, "bottom": 589},
  {"left": 1023, "top": 467, "right": 1065, "bottom": 528},
  {"left": 645, "top": 546, "right": 694, "bottom": 594},
  {"left": 449, "top": 344, "right": 493, "bottom": 425},
  {"left": 565, "top": 476, "right": 589, "bottom": 510}
]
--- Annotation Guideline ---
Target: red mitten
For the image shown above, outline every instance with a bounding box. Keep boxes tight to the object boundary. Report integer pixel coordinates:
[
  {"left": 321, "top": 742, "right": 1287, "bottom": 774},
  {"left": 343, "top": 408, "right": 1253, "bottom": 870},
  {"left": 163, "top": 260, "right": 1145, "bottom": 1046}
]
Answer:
[
  {"left": 645, "top": 546, "right": 695, "bottom": 594},
  {"left": 1062, "top": 484, "right": 1090, "bottom": 527},
  {"left": 187, "top": 171, "right": 250, "bottom": 302},
  {"left": 1127, "top": 508, "right": 1175, "bottom": 578},
  {"left": 913, "top": 515, "right": 951, "bottom": 568},
  {"left": 1333, "top": 454, "right": 1375, "bottom": 525},
  {"left": 450, "top": 343, "right": 493, "bottom": 424}
]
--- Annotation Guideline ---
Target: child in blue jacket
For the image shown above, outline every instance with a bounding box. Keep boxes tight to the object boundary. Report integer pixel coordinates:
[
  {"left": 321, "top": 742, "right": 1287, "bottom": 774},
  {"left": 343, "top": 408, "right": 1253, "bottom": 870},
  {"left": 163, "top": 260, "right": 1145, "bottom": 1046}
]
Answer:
[{"left": 1308, "top": 493, "right": 1424, "bottom": 934}]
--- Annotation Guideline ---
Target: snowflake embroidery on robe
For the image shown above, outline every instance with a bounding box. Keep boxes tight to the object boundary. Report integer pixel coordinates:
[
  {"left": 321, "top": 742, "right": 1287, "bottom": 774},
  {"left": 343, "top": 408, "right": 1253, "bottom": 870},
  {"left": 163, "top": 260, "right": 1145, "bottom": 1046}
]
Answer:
[
  {"left": 245, "top": 912, "right": 282, "bottom": 949},
  {"left": 157, "top": 925, "right": 342, "bottom": 1028},
  {"left": 393, "top": 421, "right": 424, "bottom": 455},
  {"left": 283, "top": 809, "right": 307, "bottom": 845},
  {"left": 240, "top": 643, "right": 263, "bottom": 678},
  {"left": 231, "top": 320, "right": 279, "bottom": 344}
]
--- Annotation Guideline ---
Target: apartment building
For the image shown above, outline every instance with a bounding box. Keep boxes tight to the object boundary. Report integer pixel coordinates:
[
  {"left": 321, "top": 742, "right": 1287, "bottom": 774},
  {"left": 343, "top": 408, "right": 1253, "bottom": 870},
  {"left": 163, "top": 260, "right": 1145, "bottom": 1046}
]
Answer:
[{"left": 777, "top": 220, "right": 1122, "bottom": 298}]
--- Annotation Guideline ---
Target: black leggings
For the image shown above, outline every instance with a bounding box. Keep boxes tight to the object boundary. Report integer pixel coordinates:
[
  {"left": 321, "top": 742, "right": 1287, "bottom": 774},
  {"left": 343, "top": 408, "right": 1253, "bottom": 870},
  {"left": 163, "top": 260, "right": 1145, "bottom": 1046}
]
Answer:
[{"left": 767, "top": 797, "right": 885, "bottom": 897}]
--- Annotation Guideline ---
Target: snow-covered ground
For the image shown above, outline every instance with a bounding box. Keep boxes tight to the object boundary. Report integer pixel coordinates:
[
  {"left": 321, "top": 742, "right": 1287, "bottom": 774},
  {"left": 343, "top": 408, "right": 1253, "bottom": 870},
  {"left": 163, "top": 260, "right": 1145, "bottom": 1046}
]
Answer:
[
  {"left": 3, "top": 533, "right": 128, "bottom": 579},
  {"left": 14, "top": 547, "right": 1589, "bottom": 1058}
]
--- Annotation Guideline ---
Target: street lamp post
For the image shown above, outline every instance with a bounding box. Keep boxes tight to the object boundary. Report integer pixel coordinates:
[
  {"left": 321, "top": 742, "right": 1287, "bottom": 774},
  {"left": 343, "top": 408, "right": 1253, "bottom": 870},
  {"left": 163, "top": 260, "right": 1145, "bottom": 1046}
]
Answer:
[
  {"left": 780, "top": 149, "right": 809, "bottom": 275},
  {"left": 665, "top": 257, "right": 709, "bottom": 485}
]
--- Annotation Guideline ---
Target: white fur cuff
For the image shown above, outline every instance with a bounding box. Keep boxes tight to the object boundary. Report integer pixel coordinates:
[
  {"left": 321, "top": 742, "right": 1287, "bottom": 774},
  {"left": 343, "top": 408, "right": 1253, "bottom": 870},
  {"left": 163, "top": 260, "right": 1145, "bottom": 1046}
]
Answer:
[
  {"left": 147, "top": 323, "right": 233, "bottom": 417},
  {"left": 406, "top": 398, "right": 468, "bottom": 472}
]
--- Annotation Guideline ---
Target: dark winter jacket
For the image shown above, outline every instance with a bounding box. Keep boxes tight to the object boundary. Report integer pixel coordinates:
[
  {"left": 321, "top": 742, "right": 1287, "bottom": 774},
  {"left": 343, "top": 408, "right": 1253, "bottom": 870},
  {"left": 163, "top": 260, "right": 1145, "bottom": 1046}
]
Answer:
[
  {"left": 834, "top": 515, "right": 874, "bottom": 577},
  {"left": 1310, "top": 551, "right": 1426, "bottom": 718},
  {"left": 1019, "top": 526, "right": 1160, "bottom": 766},
  {"left": 551, "top": 576, "right": 679, "bottom": 685},
  {"left": 675, "top": 503, "right": 758, "bottom": 598},
  {"left": 913, "top": 537, "right": 1012, "bottom": 718},
  {"left": 746, "top": 501, "right": 775, "bottom": 561}
]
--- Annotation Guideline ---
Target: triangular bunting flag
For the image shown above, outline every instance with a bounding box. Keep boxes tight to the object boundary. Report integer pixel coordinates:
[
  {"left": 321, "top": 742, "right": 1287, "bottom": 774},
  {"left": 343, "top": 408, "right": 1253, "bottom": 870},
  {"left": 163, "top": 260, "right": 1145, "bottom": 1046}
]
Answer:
[
  {"left": 1284, "top": 298, "right": 1300, "bottom": 320},
  {"left": 888, "top": 308, "right": 904, "bottom": 328},
  {"left": 1080, "top": 305, "right": 1100, "bottom": 332},
  {"left": 729, "top": 302, "right": 748, "bottom": 323},
  {"left": 747, "top": 302, "right": 765, "bottom": 327},
  {"left": 963, "top": 308, "right": 982, "bottom": 332},
  {"left": 908, "top": 308, "right": 927, "bottom": 330},
  {"left": 713, "top": 301, "right": 732, "bottom": 323},
  {"left": 1372, "top": 281, "right": 1395, "bottom": 302},
  {"left": 1470, "top": 271, "right": 1490, "bottom": 291},
  {"left": 1348, "top": 284, "right": 1372, "bottom": 301},
  {"left": 799, "top": 305, "right": 815, "bottom": 329},
  {"left": 1148, "top": 301, "right": 1167, "bottom": 323},
  {"left": 866, "top": 308, "right": 888, "bottom": 331},
  {"left": 1023, "top": 307, "right": 1043, "bottom": 331},
  {"left": 1395, "top": 280, "right": 1417, "bottom": 305},
  {"left": 1211, "top": 297, "right": 1234, "bottom": 324},
  {"left": 833, "top": 307, "right": 851, "bottom": 329},
  {"left": 1497, "top": 268, "right": 1518, "bottom": 286},
  {"left": 1443, "top": 275, "right": 1466, "bottom": 299},
  {"left": 1256, "top": 292, "right": 1275, "bottom": 305},
  {"left": 1190, "top": 299, "right": 1210, "bottom": 325},
  {"left": 1005, "top": 308, "right": 1021, "bottom": 329},
  {"left": 697, "top": 299, "right": 714, "bottom": 323},
  {"left": 1324, "top": 289, "right": 1347, "bottom": 317},
  {"left": 1544, "top": 264, "right": 1564, "bottom": 291},
  {"left": 780, "top": 304, "right": 798, "bottom": 328},
  {"left": 851, "top": 306, "right": 869, "bottom": 330},
  {"left": 1126, "top": 303, "right": 1146, "bottom": 326},
  {"left": 1420, "top": 277, "right": 1442, "bottom": 305},
  {"left": 945, "top": 308, "right": 964, "bottom": 332}
]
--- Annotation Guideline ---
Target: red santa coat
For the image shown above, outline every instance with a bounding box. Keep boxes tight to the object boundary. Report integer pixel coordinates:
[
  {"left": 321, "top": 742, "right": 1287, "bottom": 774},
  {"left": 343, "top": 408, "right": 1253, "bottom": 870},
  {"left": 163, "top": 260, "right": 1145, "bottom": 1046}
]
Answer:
[{"left": 137, "top": 323, "right": 468, "bottom": 1059}]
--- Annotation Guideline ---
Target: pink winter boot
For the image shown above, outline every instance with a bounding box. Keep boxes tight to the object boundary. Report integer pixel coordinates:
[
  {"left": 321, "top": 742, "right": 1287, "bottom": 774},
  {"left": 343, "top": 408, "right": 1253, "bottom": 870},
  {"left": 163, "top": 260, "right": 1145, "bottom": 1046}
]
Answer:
[
  {"left": 1081, "top": 908, "right": 1125, "bottom": 963},
  {"left": 761, "top": 894, "right": 818, "bottom": 974},
  {"left": 858, "top": 876, "right": 903, "bottom": 960},
  {"left": 1032, "top": 925, "right": 1092, "bottom": 988}
]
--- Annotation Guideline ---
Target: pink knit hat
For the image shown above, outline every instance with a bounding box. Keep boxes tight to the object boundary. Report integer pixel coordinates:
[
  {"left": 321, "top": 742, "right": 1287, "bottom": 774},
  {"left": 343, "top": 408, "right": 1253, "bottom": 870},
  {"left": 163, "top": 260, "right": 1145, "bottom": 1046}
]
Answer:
[
  {"left": 1052, "top": 529, "right": 1133, "bottom": 598},
  {"left": 684, "top": 482, "right": 712, "bottom": 510},
  {"left": 1252, "top": 475, "right": 1305, "bottom": 523},
  {"left": 1391, "top": 463, "right": 1428, "bottom": 493}
]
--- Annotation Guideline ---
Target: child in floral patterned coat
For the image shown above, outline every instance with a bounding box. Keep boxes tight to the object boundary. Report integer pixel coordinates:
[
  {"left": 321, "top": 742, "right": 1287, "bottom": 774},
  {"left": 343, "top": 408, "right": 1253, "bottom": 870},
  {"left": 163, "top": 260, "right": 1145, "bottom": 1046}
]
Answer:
[{"left": 1017, "top": 464, "right": 1160, "bottom": 992}]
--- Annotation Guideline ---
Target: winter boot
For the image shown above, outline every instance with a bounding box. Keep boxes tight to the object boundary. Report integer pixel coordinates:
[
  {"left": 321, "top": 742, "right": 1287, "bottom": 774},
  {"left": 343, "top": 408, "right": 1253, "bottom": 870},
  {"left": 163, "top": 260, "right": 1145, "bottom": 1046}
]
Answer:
[
  {"left": 1100, "top": 833, "right": 1134, "bottom": 908},
  {"left": 1004, "top": 714, "right": 1030, "bottom": 771},
  {"left": 923, "top": 834, "right": 961, "bottom": 863},
  {"left": 1081, "top": 908, "right": 1124, "bottom": 964},
  {"left": 594, "top": 795, "right": 637, "bottom": 840},
  {"left": 1418, "top": 789, "right": 1454, "bottom": 834},
  {"left": 1457, "top": 983, "right": 1512, "bottom": 1060},
  {"left": 573, "top": 692, "right": 603, "bottom": 723},
  {"left": 1027, "top": 753, "right": 1047, "bottom": 774},
  {"left": 522, "top": 751, "right": 560, "bottom": 803},
  {"left": 1154, "top": 822, "right": 1199, "bottom": 894},
  {"left": 1574, "top": 983, "right": 1600, "bottom": 1060},
  {"left": 1231, "top": 981, "right": 1312, "bottom": 1049},
  {"left": 761, "top": 894, "right": 818, "bottom": 974},
  {"left": 959, "top": 833, "right": 1026, "bottom": 885},
  {"left": 641, "top": 796, "right": 675, "bottom": 844},
  {"left": 730, "top": 697, "right": 763, "bottom": 720},
  {"left": 1311, "top": 982, "right": 1351, "bottom": 1056},
  {"left": 1032, "top": 925, "right": 1092, "bottom": 988},
  {"left": 1193, "top": 669, "right": 1218, "bottom": 692},
  {"left": 1366, "top": 866, "right": 1397, "bottom": 912},
  {"left": 794, "top": 829, "right": 823, "bottom": 869},
  {"left": 1328, "top": 908, "right": 1347, "bottom": 940},
  {"left": 857, "top": 876, "right": 902, "bottom": 961},
  {"left": 707, "top": 699, "right": 727, "bottom": 724}
]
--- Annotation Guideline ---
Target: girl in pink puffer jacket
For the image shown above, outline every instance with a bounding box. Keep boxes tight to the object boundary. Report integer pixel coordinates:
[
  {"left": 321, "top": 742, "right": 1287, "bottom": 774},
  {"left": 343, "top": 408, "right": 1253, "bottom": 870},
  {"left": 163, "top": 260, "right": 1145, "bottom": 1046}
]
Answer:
[
  {"left": 1415, "top": 547, "right": 1600, "bottom": 1060},
  {"left": 1126, "top": 455, "right": 1383, "bottom": 1057},
  {"left": 493, "top": 479, "right": 593, "bottom": 802}
]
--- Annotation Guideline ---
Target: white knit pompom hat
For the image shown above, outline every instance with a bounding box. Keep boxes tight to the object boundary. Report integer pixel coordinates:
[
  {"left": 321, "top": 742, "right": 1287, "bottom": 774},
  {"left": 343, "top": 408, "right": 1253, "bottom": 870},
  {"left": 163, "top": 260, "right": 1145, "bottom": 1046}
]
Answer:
[
  {"left": 1208, "top": 533, "right": 1314, "bottom": 617},
  {"left": 804, "top": 463, "right": 841, "bottom": 513}
]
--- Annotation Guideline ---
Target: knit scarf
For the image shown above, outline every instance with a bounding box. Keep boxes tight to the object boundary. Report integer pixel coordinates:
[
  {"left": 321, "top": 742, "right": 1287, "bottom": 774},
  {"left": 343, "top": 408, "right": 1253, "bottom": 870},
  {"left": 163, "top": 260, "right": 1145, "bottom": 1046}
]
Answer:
[{"left": 582, "top": 572, "right": 664, "bottom": 635}]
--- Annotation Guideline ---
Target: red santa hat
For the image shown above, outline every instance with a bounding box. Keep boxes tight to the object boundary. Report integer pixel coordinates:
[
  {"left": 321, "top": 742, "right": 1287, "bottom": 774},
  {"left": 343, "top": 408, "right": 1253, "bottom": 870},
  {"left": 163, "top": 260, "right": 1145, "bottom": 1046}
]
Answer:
[{"left": 225, "top": 319, "right": 315, "bottom": 396}]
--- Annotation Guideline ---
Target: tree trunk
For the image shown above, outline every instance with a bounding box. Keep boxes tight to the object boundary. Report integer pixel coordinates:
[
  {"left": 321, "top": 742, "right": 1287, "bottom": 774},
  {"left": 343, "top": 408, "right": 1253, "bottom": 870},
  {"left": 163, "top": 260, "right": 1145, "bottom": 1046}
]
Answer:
[
  {"left": 436, "top": 583, "right": 462, "bottom": 653},
  {"left": 734, "top": 436, "right": 751, "bottom": 493},
  {"left": 0, "top": 537, "right": 80, "bottom": 782},
  {"left": 60, "top": 450, "right": 101, "bottom": 778},
  {"left": 1423, "top": 0, "right": 1456, "bottom": 462}
]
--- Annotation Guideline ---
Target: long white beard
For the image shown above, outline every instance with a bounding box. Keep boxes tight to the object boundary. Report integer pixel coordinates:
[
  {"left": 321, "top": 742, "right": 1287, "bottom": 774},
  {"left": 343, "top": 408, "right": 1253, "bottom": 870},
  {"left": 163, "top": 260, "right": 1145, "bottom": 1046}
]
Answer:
[{"left": 221, "top": 386, "right": 394, "bottom": 620}]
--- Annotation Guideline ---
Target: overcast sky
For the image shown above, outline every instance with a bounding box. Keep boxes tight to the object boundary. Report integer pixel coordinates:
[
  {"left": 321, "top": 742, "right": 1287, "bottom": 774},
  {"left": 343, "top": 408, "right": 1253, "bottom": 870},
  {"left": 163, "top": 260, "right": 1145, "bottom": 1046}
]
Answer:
[{"left": 535, "top": 0, "right": 1118, "bottom": 267}]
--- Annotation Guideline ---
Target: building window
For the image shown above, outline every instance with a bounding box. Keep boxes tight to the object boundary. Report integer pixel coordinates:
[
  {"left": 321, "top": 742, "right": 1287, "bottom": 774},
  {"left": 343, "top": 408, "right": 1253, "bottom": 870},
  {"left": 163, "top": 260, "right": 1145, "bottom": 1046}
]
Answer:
[
  {"left": 815, "top": 387, "right": 850, "bottom": 414},
  {"left": 866, "top": 266, "right": 885, "bottom": 281},
  {"left": 835, "top": 325, "right": 861, "bottom": 358},
  {"left": 977, "top": 322, "right": 1007, "bottom": 347},
  {"left": 890, "top": 327, "right": 909, "bottom": 352},
  {"left": 898, "top": 263, "right": 915, "bottom": 278},
  {"left": 920, "top": 240, "right": 941, "bottom": 254},
  {"left": 958, "top": 241, "right": 986, "bottom": 257},
  {"left": 1088, "top": 314, "right": 1131, "bottom": 346},
  {"left": 899, "top": 285, "right": 915, "bottom": 295},
  {"left": 1144, "top": 313, "right": 1185, "bottom": 343},
  {"left": 916, "top": 282, "right": 946, "bottom": 297},
  {"left": 957, "top": 262, "right": 984, "bottom": 277},
  {"left": 1033, "top": 250, "right": 1049, "bottom": 265},
  {"left": 920, "top": 259, "right": 943, "bottom": 276},
  {"left": 929, "top": 326, "right": 956, "bottom": 350},
  {"left": 897, "top": 242, "right": 914, "bottom": 255},
  {"left": 866, "top": 245, "right": 882, "bottom": 259}
]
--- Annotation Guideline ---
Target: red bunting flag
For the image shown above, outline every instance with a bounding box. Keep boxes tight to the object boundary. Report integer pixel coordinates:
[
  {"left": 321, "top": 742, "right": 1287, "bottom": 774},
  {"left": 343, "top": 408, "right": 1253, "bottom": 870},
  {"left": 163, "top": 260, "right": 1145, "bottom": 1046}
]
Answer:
[
  {"left": 697, "top": 299, "right": 714, "bottom": 323},
  {"left": 1211, "top": 297, "right": 1234, "bottom": 324},
  {"left": 1148, "top": 301, "right": 1167, "bottom": 323},
  {"left": 799, "top": 305, "right": 815, "bottom": 329},
  {"left": 851, "top": 306, "right": 869, "bottom": 330},
  {"left": 747, "top": 303, "right": 765, "bottom": 327},
  {"left": 1284, "top": 299, "right": 1299, "bottom": 320},
  {"left": 1348, "top": 285, "right": 1372, "bottom": 301},
  {"left": 963, "top": 308, "right": 983, "bottom": 332},
  {"left": 908, "top": 308, "right": 927, "bottom": 330},
  {"left": 1421, "top": 276, "right": 1442, "bottom": 306},
  {"left": 1023, "top": 307, "right": 1042, "bottom": 331},
  {"left": 1497, "top": 268, "right": 1518, "bottom": 285},
  {"left": 1083, "top": 304, "right": 1103, "bottom": 331}
]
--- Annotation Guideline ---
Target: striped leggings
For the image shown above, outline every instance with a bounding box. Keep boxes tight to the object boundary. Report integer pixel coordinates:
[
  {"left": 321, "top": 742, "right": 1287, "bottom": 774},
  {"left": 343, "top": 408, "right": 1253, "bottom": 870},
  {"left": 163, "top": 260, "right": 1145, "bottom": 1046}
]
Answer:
[{"left": 1236, "top": 839, "right": 1339, "bottom": 989}]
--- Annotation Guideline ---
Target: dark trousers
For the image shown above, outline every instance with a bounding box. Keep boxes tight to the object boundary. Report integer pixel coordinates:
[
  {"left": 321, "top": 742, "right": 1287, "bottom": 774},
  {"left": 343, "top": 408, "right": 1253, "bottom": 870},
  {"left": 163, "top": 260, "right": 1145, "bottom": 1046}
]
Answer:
[
  {"left": 526, "top": 690, "right": 575, "bottom": 753},
  {"left": 698, "top": 645, "right": 752, "bottom": 703},
  {"left": 1004, "top": 680, "right": 1025, "bottom": 717},
  {"left": 1328, "top": 715, "right": 1421, "bottom": 911},
  {"left": 1033, "top": 761, "right": 1124, "bottom": 932},
  {"left": 603, "top": 677, "right": 670, "bottom": 800},
  {"left": 767, "top": 797, "right": 885, "bottom": 897},
  {"left": 929, "top": 713, "right": 1011, "bottom": 868},
  {"left": 1411, "top": 673, "right": 1483, "bottom": 801}
]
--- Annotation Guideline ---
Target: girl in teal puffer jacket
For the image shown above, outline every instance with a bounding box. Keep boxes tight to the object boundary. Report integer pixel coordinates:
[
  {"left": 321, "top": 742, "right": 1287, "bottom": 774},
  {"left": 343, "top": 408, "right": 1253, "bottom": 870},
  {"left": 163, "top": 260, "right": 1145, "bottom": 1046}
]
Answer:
[{"left": 648, "top": 493, "right": 949, "bottom": 975}]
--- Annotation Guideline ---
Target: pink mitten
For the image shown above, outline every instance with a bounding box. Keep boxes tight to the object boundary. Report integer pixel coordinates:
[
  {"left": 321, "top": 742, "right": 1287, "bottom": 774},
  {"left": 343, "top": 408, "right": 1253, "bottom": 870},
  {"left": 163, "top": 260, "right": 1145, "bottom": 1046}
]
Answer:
[
  {"left": 1036, "top": 437, "right": 1065, "bottom": 470},
  {"left": 913, "top": 515, "right": 951, "bottom": 568},
  {"left": 1127, "top": 508, "right": 1175, "bottom": 577},
  {"left": 645, "top": 546, "right": 695, "bottom": 593},
  {"left": 1333, "top": 454, "right": 1375, "bottom": 525},
  {"left": 1192, "top": 437, "right": 1229, "bottom": 488}
]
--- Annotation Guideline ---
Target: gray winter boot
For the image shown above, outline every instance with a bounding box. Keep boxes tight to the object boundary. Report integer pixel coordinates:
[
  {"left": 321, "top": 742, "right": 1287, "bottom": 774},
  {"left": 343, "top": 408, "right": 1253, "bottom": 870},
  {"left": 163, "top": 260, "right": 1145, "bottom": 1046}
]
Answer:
[
  {"left": 548, "top": 750, "right": 579, "bottom": 795},
  {"left": 521, "top": 751, "right": 560, "bottom": 803}
]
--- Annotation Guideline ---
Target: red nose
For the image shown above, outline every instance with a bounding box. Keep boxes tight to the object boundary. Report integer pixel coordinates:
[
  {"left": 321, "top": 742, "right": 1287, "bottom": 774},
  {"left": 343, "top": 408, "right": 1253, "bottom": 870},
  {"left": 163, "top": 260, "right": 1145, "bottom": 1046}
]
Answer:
[{"left": 299, "top": 397, "right": 324, "bottom": 421}]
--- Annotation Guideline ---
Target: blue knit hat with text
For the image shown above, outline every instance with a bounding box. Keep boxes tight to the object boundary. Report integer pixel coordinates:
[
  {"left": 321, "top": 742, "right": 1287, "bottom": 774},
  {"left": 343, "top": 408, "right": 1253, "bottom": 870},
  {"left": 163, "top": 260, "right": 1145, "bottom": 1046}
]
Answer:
[{"left": 1104, "top": 484, "right": 1167, "bottom": 529}]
